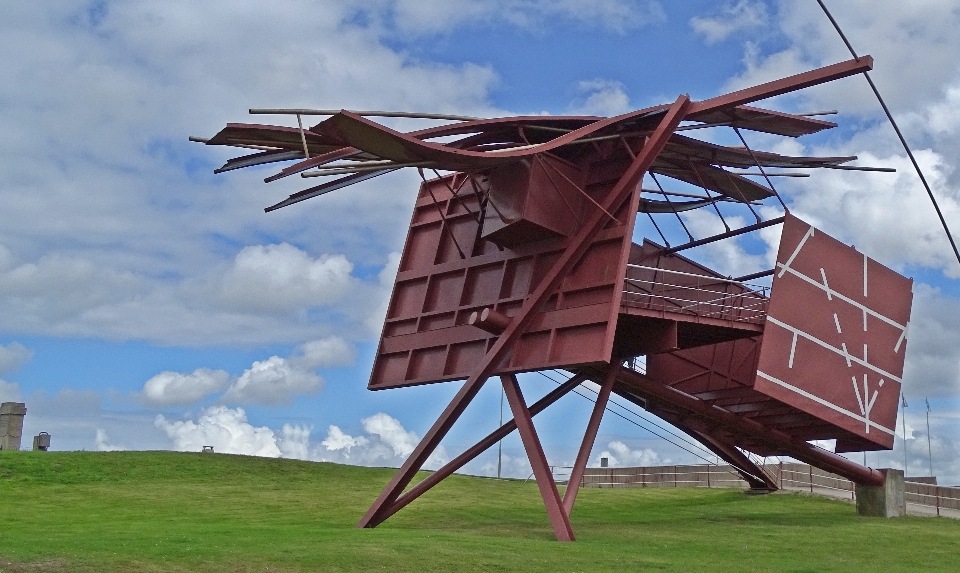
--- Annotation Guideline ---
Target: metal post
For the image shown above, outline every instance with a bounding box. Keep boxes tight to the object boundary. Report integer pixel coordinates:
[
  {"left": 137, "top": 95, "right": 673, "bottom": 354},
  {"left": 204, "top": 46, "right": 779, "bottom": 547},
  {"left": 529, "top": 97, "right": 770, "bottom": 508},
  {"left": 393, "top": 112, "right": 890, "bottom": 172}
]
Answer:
[
  {"left": 902, "top": 393, "right": 908, "bottom": 473},
  {"left": 809, "top": 465, "right": 814, "bottom": 493},
  {"left": 926, "top": 399, "right": 934, "bottom": 478},
  {"left": 497, "top": 384, "right": 504, "bottom": 480}
]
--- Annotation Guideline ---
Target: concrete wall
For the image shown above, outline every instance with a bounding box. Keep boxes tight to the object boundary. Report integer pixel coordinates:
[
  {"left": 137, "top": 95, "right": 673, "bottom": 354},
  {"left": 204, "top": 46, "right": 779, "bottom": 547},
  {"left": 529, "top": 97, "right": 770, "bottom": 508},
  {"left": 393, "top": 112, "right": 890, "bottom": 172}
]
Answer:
[
  {"left": 581, "top": 462, "right": 960, "bottom": 512},
  {"left": 0, "top": 402, "right": 27, "bottom": 451}
]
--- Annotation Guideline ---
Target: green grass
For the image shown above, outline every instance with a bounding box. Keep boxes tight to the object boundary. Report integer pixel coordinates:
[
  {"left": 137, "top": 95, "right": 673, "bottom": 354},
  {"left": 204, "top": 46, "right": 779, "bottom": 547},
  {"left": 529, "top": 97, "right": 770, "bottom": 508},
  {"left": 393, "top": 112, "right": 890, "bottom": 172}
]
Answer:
[{"left": 1, "top": 451, "right": 957, "bottom": 572}]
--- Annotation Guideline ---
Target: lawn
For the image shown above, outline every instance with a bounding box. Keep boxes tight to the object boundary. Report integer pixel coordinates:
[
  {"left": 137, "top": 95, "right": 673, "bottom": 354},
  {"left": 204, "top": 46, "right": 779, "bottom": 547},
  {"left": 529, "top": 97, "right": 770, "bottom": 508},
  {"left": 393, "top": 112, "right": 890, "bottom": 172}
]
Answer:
[{"left": 0, "top": 451, "right": 957, "bottom": 572}]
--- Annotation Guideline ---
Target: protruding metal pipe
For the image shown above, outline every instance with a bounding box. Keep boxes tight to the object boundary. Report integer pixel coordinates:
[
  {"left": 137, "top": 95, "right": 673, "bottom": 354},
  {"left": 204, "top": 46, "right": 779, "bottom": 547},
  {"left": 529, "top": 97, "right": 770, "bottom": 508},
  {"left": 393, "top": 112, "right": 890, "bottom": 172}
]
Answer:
[{"left": 468, "top": 307, "right": 512, "bottom": 335}]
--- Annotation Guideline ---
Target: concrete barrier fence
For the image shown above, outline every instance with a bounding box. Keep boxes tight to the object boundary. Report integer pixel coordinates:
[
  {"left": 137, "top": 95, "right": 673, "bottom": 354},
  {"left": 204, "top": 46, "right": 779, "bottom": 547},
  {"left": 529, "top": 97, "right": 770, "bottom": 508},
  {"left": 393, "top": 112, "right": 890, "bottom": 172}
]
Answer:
[{"left": 580, "top": 463, "right": 960, "bottom": 516}]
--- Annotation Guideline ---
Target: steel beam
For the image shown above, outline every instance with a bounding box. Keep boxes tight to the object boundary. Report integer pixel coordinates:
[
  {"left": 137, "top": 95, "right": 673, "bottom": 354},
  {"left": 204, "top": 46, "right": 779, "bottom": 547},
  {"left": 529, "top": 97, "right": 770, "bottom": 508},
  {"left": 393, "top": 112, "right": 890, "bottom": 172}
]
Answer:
[
  {"left": 660, "top": 217, "right": 785, "bottom": 255},
  {"left": 689, "top": 430, "right": 778, "bottom": 490},
  {"left": 501, "top": 374, "right": 575, "bottom": 541},
  {"left": 688, "top": 57, "right": 873, "bottom": 117},
  {"left": 613, "top": 367, "right": 886, "bottom": 486},
  {"left": 562, "top": 364, "right": 619, "bottom": 516}
]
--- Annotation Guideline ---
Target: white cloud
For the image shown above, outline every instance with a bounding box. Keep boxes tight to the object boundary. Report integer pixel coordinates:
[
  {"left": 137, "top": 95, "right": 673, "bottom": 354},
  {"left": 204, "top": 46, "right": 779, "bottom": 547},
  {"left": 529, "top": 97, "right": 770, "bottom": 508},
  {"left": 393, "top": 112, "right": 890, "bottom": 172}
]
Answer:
[
  {"left": 221, "top": 356, "right": 323, "bottom": 406},
  {"left": 0, "top": 342, "right": 32, "bottom": 375},
  {"left": 141, "top": 336, "right": 353, "bottom": 408},
  {"left": 594, "top": 440, "right": 661, "bottom": 467},
  {"left": 95, "top": 428, "right": 124, "bottom": 452},
  {"left": 690, "top": 0, "right": 768, "bottom": 45},
  {"left": 314, "top": 413, "right": 448, "bottom": 469},
  {"left": 140, "top": 368, "right": 230, "bottom": 407},
  {"left": 155, "top": 406, "right": 446, "bottom": 469},
  {"left": 569, "top": 79, "right": 632, "bottom": 117},
  {"left": 321, "top": 425, "right": 368, "bottom": 451},
  {"left": 278, "top": 423, "right": 312, "bottom": 460},
  {"left": 156, "top": 406, "right": 283, "bottom": 457},
  {"left": 0, "top": 379, "right": 22, "bottom": 402},
  {"left": 215, "top": 244, "right": 355, "bottom": 314},
  {"left": 680, "top": 210, "right": 777, "bottom": 278},
  {"left": 902, "top": 285, "right": 960, "bottom": 398},
  {"left": 0, "top": 3, "right": 501, "bottom": 347},
  {"left": 382, "top": 0, "right": 665, "bottom": 36},
  {"left": 291, "top": 336, "right": 355, "bottom": 369}
]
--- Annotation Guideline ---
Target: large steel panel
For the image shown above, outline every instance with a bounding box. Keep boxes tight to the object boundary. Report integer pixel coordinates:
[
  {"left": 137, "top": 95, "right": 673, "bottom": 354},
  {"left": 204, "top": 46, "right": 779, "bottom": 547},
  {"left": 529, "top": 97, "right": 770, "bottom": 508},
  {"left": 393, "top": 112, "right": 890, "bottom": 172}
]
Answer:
[
  {"left": 369, "top": 165, "right": 638, "bottom": 390},
  {"left": 754, "top": 214, "right": 913, "bottom": 450}
]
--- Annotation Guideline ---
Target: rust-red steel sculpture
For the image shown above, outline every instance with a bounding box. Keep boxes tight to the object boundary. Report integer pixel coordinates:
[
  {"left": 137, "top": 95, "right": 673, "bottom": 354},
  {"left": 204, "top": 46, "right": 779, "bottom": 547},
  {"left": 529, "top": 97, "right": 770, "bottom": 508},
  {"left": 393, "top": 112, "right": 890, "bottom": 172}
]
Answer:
[{"left": 198, "top": 55, "right": 915, "bottom": 540}]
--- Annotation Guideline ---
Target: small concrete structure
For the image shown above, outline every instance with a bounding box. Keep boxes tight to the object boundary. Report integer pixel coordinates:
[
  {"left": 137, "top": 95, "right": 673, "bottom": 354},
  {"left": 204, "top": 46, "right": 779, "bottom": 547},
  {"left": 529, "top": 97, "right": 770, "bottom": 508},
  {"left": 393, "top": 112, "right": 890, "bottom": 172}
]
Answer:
[
  {"left": 202, "top": 445, "right": 215, "bottom": 453},
  {"left": 0, "top": 402, "right": 27, "bottom": 451},
  {"left": 855, "top": 468, "right": 905, "bottom": 518},
  {"left": 32, "top": 432, "right": 51, "bottom": 451}
]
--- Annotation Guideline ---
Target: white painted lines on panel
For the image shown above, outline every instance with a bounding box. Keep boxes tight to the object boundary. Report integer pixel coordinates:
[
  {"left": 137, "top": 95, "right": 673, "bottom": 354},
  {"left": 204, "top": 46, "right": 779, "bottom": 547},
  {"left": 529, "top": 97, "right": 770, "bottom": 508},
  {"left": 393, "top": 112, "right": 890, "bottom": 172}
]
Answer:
[
  {"left": 788, "top": 332, "right": 798, "bottom": 368},
  {"left": 766, "top": 316, "right": 902, "bottom": 383},
  {"left": 777, "top": 226, "right": 814, "bottom": 278},
  {"left": 774, "top": 263, "right": 907, "bottom": 332},
  {"left": 820, "top": 268, "right": 832, "bottom": 301},
  {"left": 851, "top": 374, "right": 884, "bottom": 434},
  {"left": 757, "top": 370, "right": 895, "bottom": 436}
]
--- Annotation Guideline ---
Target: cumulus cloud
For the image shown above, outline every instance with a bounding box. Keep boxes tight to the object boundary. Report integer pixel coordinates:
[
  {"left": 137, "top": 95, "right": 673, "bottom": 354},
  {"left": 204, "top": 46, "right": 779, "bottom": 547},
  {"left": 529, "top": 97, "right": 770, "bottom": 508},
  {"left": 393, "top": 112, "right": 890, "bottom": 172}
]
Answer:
[
  {"left": 0, "top": 342, "right": 33, "bottom": 375},
  {"left": 140, "top": 368, "right": 230, "bottom": 408},
  {"left": 156, "top": 406, "right": 283, "bottom": 457},
  {"left": 690, "top": 0, "right": 768, "bottom": 45},
  {"left": 139, "top": 336, "right": 354, "bottom": 408},
  {"left": 221, "top": 356, "right": 324, "bottom": 406},
  {"left": 216, "top": 244, "right": 355, "bottom": 314},
  {"left": 315, "top": 413, "right": 448, "bottom": 469},
  {"left": 594, "top": 440, "right": 661, "bottom": 467},
  {"left": 95, "top": 428, "right": 124, "bottom": 452},
  {"left": 291, "top": 336, "right": 355, "bottom": 369},
  {"left": 155, "top": 406, "right": 445, "bottom": 469},
  {"left": 0, "top": 3, "right": 499, "bottom": 347},
  {"left": 569, "top": 79, "right": 632, "bottom": 117}
]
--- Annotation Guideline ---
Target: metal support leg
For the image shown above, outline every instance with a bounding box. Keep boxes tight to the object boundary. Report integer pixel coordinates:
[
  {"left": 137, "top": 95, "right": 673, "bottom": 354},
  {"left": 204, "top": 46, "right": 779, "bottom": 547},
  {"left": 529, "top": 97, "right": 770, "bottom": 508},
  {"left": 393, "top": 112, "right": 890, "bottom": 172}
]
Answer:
[
  {"left": 357, "top": 374, "right": 488, "bottom": 528},
  {"left": 501, "top": 374, "right": 575, "bottom": 542},
  {"left": 563, "top": 364, "right": 619, "bottom": 515},
  {"left": 372, "top": 373, "right": 587, "bottom": 524}
]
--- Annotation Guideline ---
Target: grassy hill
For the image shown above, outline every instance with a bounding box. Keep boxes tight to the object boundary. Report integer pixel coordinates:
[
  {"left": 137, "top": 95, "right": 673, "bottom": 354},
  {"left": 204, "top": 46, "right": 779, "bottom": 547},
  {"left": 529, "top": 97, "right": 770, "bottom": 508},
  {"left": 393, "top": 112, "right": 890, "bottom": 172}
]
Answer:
[{"left": 0, "top": 451, "right": 957, "bottom": 572}]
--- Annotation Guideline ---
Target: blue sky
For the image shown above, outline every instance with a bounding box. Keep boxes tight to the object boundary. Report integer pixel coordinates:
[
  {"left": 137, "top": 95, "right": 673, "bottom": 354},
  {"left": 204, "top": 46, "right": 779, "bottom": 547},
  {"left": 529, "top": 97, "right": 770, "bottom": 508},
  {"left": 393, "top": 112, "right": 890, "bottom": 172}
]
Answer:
[{"left": 2, "top": 1, "right": 959, "bottom": 483}]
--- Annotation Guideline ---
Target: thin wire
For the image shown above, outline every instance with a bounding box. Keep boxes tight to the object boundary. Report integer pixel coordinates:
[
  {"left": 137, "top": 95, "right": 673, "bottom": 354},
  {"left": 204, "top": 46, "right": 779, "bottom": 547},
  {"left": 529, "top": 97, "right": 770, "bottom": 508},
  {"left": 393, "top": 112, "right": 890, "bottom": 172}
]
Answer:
[
  {"left": 534, "top": 370, "right": 758, "bottom": 483},
  {"left": 536, "top": 371, "right": 719, "bottom": 466},
  {"left": 816, "top": 0, "right": 960, "bottom": 269},
  {"left": 650, "top": 172, "right": 695, "bottom": 241},
  {"left": 733, "top": 126, "right": 789, "bottom": 212}
]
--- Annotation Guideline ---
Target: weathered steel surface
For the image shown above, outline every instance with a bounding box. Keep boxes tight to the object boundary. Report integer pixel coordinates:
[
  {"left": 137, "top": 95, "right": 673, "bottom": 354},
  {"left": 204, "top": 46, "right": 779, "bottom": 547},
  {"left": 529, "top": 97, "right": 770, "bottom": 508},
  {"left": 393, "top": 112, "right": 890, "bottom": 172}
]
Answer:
[
  {"left": 756, "top": 213, "right": 912, "bottom": 450},
  {"left": 202, "top": 55, "right": 917, "bottom": 538}
]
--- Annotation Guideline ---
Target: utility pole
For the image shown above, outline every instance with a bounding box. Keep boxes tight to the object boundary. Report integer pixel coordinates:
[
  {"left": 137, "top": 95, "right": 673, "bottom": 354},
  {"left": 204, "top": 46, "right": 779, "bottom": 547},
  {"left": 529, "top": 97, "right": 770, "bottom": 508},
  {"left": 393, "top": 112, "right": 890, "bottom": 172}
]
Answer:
[
  {"left": 497, "top": 384, "right": 504, "bottom": 479},
  {"left": 901, "top": 393, "right": 908, "bottom": 474},
  {"left": 926, "top": 398, "right": 934, "bottom": 477}
]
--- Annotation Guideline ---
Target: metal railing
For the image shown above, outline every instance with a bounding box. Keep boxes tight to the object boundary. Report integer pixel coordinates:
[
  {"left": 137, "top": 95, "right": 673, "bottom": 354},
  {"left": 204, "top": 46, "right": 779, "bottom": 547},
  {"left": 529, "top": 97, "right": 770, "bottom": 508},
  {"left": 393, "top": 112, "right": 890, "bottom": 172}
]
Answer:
[{"left": 621, "top": 264, "right": 769, "bottom": 325}]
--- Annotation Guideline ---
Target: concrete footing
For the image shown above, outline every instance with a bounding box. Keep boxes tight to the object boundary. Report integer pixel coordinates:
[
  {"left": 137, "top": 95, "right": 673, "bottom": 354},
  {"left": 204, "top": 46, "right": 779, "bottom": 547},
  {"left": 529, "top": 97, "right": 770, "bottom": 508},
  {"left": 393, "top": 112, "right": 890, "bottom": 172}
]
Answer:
[{"left": 855, "top": 468, "right": 905, "bottom": 518}]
